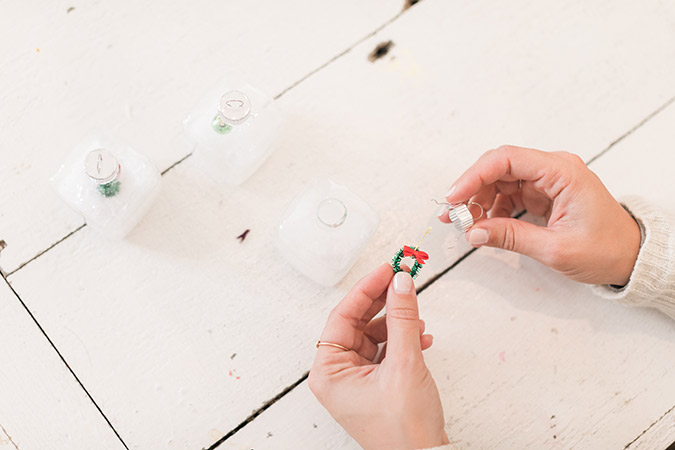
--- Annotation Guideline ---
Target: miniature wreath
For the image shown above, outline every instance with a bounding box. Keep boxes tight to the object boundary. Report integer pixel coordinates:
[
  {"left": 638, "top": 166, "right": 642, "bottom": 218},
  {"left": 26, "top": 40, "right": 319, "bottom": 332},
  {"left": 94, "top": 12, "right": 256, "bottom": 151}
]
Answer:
[{"left": 391, "top": 245, "right": 429, "bottom": 279}]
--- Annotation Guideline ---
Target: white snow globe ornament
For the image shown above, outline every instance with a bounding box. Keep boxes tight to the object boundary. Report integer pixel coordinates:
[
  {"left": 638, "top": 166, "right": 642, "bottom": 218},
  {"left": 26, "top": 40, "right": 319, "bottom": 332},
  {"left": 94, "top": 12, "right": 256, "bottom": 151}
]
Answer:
[
  {"left": 184, "top": 75, "right": 283, "bottom": 186},
  {"left": 51, "top": 137, "right": 162, "bottom": 239},
  {"left": 277, "top": 178, "right": 379, "bottom": 286}
]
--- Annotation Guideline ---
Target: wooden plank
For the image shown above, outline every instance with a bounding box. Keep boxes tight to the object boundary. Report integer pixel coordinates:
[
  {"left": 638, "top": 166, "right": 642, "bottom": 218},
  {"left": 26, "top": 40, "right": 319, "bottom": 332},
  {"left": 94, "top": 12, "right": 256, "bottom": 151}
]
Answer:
[
  {"left": 0, "top": 0, "right": 400, "bottom": 274},
  {"left": 0, "top": 279, "right": 125, "bottom": 450},
  {"left": 6, "top": 0, "right": 675, "bottom": 448},
  {"left": 228, "top": 68, "right": 675, "bottom": 449}
]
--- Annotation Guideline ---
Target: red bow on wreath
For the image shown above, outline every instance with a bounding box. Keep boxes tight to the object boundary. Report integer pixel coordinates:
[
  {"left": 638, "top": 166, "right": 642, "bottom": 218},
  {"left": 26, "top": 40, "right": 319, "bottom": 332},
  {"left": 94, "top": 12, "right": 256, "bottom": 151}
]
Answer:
[{"left": 402, "top": 246, "right": 429, "bottom": 265}]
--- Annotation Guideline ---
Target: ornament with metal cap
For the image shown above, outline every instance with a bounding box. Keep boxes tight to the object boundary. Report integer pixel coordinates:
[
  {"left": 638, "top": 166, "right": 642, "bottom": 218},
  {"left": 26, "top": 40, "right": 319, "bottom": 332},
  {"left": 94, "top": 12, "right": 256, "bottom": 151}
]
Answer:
[{"left": 84, "top": 149, "right": 121, "bottom": 197}]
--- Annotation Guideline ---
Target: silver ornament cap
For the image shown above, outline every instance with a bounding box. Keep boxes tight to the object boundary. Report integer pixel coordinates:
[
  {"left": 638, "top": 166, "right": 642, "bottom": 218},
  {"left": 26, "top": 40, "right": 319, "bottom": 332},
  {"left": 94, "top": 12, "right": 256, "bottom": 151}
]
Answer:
[
  {"left": 218, "top": 90, "right": 252, "bottom": 126},
  {"left": 84, "top": 148, "right": 120, "bottom": 184},
  {"left": 448, "top": 203, "right": 475, "bottom": 233}
]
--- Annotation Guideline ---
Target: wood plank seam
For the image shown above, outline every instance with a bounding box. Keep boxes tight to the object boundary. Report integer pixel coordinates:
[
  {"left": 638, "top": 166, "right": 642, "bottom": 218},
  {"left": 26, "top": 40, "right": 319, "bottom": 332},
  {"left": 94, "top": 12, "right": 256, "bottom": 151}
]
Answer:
[
  {"left": 624, "top": 403, "right": 675, "bottom": 449},
  {"left": 206, "top": 371, "right": 310, "bottom": 450},
  {"left": 586, "top": 94, "right": 675, "bottom": 166},
  {"left": 160, "top": 151, "right": 194, "bottom": 176},
  {"left": 0, "top": 274, "right": 130, "bottom": 450},
  {"left": 5, "top": 224, "right": 86, "bottom": 278},
  {"left": 0, "top": 423, "right": 20, "bottom": 450}
]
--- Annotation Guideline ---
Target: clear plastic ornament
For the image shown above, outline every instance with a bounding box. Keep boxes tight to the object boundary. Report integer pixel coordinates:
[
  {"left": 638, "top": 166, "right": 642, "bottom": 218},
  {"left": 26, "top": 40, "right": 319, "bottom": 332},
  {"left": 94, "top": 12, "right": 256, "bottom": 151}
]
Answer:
[
  {"left": 183, "top": 75, "right": 283, "bottom": 186},
  {"left": 51, "top": 137, "right": 162, "bottom": 239},
  {"left": 277, "top": 178, "right": 379, "bottom": 286}
]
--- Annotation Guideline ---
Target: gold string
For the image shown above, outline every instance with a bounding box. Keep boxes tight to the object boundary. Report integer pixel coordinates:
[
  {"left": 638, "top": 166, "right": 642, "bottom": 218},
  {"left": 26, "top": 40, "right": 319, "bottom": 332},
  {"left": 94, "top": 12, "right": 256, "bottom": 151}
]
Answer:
[{"left": 415, "top": 227, "right": 432, "bottom": 250}]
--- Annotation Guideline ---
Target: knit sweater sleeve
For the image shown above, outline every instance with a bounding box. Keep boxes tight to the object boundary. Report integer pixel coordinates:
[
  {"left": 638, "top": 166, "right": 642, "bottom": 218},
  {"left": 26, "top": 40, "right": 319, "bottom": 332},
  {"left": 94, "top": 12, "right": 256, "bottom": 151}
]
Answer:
[{"left": 592, "top": 196, "right": 675, "bottom": 319}]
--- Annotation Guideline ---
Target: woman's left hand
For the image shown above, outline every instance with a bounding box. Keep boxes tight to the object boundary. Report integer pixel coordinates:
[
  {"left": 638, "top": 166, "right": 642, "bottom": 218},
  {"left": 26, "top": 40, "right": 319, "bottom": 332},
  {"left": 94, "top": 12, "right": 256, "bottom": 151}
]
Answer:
[{"left": 309, "top": 263, "right": 448, "bottom": 450}]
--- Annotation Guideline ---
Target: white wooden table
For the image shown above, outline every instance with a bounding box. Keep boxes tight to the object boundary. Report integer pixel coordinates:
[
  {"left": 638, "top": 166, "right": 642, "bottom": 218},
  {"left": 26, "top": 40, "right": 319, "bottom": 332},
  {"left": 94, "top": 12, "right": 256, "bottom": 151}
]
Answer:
[{"left": 2, "top": 1, "right": 675, "bottom": 449}]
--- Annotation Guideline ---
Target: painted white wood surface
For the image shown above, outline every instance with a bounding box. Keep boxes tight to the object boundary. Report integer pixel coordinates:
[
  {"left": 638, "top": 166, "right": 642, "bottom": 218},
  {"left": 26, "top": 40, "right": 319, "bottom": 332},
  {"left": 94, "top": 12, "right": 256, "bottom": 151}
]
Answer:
[
  {"left": 228, "top": 77, "right": 675, "bottom": 449},
  {"left": 0, "top": 0, "right": 401, "bottom": 274},
  {"left": 3, "top": 0, "right": 675, "bottom": 449},
  {"left": 0, "top": 279, "right": 125, "bottom": 450}
]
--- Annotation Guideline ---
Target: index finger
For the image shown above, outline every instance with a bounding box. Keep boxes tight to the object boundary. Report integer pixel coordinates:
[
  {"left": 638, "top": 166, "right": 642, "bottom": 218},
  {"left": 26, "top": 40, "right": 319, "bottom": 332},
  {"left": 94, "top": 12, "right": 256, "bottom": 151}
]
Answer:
[
  {"left": 446, "top": 145, "right": 555, "bottom": 204},
  {"left": 318, "top": 263, "right": 393, "bottom": 352}
]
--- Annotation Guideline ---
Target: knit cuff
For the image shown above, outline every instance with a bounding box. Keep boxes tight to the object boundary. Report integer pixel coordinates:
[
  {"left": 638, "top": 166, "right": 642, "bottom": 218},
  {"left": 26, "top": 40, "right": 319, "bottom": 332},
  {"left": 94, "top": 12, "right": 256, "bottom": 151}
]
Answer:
[{"left": 592, "top": 196, "right": 675, "bottom": 319}]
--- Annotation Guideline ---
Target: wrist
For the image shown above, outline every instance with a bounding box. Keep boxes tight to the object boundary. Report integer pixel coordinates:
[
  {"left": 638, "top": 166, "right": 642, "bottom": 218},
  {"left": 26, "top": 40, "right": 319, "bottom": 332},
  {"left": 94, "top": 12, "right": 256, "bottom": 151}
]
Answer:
[{"left": 611, "top": 209, "right": 642, "bottom": 286}]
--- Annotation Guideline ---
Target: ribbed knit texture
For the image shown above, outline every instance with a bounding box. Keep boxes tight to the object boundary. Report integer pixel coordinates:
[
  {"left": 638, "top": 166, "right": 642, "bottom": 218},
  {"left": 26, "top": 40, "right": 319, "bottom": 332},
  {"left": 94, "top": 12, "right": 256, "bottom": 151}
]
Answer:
[{"left": 592, "top": 196, "right": 675, "bottom": 319}]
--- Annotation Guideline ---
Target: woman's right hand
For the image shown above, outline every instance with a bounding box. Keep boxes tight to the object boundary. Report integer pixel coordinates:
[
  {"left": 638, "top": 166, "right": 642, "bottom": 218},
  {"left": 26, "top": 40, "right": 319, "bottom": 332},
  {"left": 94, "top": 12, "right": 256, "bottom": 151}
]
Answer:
[{"left": 438, "top": 145, "right": 641, "bottom": 286}]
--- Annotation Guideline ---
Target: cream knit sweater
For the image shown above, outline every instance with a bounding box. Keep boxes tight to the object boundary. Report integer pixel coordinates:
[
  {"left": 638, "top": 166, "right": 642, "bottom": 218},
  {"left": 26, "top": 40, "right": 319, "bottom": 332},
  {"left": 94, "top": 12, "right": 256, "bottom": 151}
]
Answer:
[{"left": 422, "top": 196, "right": 675, "bottom": 450}]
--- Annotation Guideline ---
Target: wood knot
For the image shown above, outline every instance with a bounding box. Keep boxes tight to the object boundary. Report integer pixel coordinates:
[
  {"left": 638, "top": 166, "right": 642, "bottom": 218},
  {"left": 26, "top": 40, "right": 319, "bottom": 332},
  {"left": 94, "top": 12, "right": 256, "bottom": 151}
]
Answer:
[{"left": 368, "top": 41, "right": 394, "bottom": 62}]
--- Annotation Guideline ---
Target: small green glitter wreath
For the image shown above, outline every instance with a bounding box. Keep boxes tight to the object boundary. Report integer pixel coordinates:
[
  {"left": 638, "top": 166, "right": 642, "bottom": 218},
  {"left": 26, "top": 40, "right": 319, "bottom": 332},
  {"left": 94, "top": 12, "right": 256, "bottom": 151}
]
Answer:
[
  {"left": 97, "top": 180, "right": 121, "bottom": 197},
  {"left": 391, "top": 245, "right": 429, "bottom": 279}
]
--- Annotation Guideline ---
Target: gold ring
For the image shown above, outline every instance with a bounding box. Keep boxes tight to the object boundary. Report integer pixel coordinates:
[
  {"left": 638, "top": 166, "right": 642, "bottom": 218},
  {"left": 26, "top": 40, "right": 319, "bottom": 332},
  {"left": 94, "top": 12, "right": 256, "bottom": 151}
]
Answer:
[{"left": 316, "top": 340, "right": 350, "bottom": 351}]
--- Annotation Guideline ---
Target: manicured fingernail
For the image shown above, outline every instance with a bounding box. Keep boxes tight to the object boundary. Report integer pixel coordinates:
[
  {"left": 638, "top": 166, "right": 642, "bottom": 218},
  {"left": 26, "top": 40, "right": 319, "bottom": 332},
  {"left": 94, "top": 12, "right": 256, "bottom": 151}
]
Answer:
[
  {"left": 393, "top": 271, "right": 414, "bottom": 294},
  {"left": 468, "top": 228, "right": 489, "bottom": 245},
  {"left": 445, "top": 185, "right": 456, "bottom": 198},
  {"left": 436, "top": 204, "right": 449, "bottom": 217}
]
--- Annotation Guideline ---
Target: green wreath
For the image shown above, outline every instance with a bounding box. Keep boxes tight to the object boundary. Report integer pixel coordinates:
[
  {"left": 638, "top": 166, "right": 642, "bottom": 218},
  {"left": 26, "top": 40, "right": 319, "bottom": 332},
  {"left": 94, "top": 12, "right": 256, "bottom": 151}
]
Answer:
[
  {"left": 391, "top": 245, "right": 429, "bottom": 279},
  {"left": 98, "top": 180, "right": 121, "bottom": 197}
]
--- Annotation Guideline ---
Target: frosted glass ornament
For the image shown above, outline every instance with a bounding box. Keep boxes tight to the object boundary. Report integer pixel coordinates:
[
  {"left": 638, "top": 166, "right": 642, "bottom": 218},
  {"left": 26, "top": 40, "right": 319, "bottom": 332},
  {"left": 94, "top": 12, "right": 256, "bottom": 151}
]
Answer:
[
  {"left": 183, "top": 76, "right": 282, "bottom": 186},
  {"left": 277, "top": 178, "right": 379, "bottom": 286},
  {"left": 51, "top": 137, "right": 161, "bottom": 239}
]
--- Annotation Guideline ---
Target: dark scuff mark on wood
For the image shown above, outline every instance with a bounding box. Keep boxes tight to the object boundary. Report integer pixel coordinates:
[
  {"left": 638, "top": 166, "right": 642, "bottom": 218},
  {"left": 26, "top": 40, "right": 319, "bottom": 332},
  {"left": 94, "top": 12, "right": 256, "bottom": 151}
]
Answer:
[
  {"left": 236, "top": 229, "right": 250, "bottom": 242},
  {"left": 404, "top": 0, "right": 421, "bottom": 10},
  {"left": 368, "top": 40, "right": 394, "bottom": 62}
]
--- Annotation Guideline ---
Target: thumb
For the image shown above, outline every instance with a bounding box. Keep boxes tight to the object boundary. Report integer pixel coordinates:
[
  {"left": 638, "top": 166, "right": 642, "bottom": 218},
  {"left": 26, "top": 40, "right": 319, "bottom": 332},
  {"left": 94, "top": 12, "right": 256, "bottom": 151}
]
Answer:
[
  {"left": 385, "top": 271, "right": 423, "bottom": 362},
  {"left": 466, "top": 217, "right": 554, "bottom": 262}
]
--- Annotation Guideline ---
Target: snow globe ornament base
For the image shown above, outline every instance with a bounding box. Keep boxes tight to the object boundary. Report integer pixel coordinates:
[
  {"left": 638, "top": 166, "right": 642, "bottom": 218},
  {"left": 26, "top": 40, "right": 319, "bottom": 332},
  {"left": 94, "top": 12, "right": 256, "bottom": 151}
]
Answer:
[
  {"left": 277, "top": 178, "right": 379, "bottom": 286},
  {"left": 183, "top": 76, "right": 282, "bottom": 186},
  {"left": 51, "top": 137, "right": 162, "bottom": 239}
]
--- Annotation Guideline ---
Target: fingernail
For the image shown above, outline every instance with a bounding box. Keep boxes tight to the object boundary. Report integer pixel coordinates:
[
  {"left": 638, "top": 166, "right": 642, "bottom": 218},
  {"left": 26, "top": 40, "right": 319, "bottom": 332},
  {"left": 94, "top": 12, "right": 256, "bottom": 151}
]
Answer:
[
  {"left": 468, "top": 228, "right": 489, "bottom": 245},
  {"left": 445, "top": 185, "right": 456, "bottom": 198},
  {"left": 393, "top": 271, "right": 414, "bottom": 294},
  {"left": 436, "top": 204, "right": 449, "bottom": 217}
]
